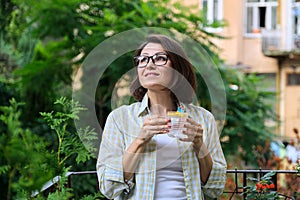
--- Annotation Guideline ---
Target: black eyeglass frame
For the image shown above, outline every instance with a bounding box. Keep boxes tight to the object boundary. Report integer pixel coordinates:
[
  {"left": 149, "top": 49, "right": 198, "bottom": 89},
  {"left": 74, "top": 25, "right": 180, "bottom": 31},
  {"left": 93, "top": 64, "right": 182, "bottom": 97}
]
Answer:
[{"left": 133, "top": 53, "right": 169, "bottom": 68}]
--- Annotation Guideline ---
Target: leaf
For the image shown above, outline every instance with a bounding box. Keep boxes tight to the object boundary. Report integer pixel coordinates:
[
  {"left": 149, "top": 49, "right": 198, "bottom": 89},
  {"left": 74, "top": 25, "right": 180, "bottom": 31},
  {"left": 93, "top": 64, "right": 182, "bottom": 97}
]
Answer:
[
  {"left": 261, "top": 171, "right": 276, "bottom": 180},
  {"left": 0, "top": 165, "right": 11, "bottom": 175},
  {"left": 247, "top": 177, "right": 259, "bottom": 182}
]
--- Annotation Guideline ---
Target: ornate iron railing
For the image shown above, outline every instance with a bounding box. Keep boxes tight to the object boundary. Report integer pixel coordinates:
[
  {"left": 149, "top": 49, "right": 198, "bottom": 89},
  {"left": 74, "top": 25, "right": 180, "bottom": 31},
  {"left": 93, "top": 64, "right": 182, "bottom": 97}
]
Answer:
[
  {"left": 224, "top": 169, "right": 297, "bottom": 200},
  {"left": 34, "top": 169, "right": 298, "bottom": 199}
]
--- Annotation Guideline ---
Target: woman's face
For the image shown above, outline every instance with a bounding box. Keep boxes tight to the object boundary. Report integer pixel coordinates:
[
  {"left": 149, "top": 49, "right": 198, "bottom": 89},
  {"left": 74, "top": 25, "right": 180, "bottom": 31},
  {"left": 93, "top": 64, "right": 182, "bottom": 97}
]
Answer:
[{"left": 137, "top": 43, "right": 174, "bottom": 91}]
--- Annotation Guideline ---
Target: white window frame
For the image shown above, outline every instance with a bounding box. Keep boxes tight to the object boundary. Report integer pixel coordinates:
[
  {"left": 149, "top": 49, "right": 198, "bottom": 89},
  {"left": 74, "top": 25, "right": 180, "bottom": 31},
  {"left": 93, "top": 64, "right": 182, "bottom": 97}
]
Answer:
[
  {"left": 244, "top": 0, "right": 278, "bottom": 37},
  {"left": 293, "top": 2, "right": 300, "bottom": 35},
  {"left": 200, "top": 0, "right": 224, "bottom": 32}
]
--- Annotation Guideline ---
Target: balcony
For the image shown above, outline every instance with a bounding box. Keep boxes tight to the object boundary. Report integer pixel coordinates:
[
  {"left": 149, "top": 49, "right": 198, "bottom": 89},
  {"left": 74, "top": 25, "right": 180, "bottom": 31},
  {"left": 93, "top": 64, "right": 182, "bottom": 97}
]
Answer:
[{"left": 261, "top": 29, "right": 300, "bottom": 58}]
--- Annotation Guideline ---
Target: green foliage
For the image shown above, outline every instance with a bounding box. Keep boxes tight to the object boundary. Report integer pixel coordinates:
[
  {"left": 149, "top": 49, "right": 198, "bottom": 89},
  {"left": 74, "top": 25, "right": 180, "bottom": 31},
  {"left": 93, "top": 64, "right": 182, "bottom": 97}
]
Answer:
[
  {"left": 0, "top": 98, "right": 55, "bottom": 199},
  {"left": 44, "top": 169, "right": 74, "bottom": 200},
  {"left": 12, "top": 0, "right": 89, "bottom": 39},
  {"left": 40, "top": 97, "right": 98, "bottom": 170},
  {"left": 0, "top": 96, "right": 99, "bottom": 199},
  {"left": 194, "top": 63, "right": 277, "bottom": 166},
  {"left": 0, "top": 0, "right": 37, "bottom": 72},
  {"left": 242, "top": 171, "right": 279, "bottom": 200},
  {"left": 0, "top": 30, "right": 36, "bottom": 78},
  {"left": 79, "top": 192, "right": 106, "bottom": 200},
  {"left": 14, "top": 38, "right": 75, "bottom": 121},
  {"left": 68, "top": 171, "right": 102, "bottom": 199},
  {"left": 37, "top": 97, "right": 100, "bottom": 199},
  {"left": 0, "top": 0, "right": 14, "bottom": 33},
  {"left": 0, "top": 74, "right": 17, "bottom": 108},
  {"left": 220, "top": 68, "right": 277, "bottom": 165}
]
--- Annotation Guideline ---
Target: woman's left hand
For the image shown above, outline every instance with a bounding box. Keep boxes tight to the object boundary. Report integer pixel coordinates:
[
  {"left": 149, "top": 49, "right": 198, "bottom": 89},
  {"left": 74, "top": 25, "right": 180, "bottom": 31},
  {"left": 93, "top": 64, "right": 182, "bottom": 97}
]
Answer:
[
  {"left": 181, "top": 118, "right": 213, "bottom": 184},
  {"left": 180, "top": 118, "right": 204, "bottom": 153}
]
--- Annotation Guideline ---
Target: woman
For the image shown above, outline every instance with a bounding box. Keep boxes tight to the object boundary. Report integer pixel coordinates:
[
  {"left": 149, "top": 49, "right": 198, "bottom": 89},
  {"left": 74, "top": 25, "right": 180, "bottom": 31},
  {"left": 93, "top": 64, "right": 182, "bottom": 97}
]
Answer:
[{"left": 97, "top": 34, "right": 227, "bottom": 200}]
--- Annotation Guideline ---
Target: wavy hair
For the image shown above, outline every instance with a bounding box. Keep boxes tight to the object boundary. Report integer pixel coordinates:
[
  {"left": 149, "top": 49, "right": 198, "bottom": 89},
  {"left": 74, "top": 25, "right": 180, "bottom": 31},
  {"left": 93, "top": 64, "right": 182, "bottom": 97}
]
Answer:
[{"left": 130, "top": 34, "right": 197, "bottom": 104}]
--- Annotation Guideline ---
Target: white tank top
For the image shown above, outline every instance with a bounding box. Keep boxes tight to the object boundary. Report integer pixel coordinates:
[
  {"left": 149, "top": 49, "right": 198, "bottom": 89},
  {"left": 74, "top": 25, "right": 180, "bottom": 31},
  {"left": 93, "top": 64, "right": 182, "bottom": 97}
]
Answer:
[{"left": 154, "top": 134, "right": 187, "bottom": 200}]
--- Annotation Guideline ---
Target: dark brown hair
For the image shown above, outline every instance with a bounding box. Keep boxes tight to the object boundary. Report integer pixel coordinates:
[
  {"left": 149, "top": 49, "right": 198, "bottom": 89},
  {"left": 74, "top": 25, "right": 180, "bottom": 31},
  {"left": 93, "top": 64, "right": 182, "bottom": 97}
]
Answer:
[{"left": 130, "top": 34, "right": 197, "bottom": 103}]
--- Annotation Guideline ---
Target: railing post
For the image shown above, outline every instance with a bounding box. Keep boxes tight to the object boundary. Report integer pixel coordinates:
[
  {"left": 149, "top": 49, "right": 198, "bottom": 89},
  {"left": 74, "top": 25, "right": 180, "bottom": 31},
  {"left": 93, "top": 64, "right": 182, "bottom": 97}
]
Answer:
[
  {"left": 68, "top": 174, "right": 72, "bottom": 188},
  {"left": 235, "top": 168, "right": 238, "bottom": 194},
  {"left": 243, "top": 171, "right": 247, "bottom": 199},
  {"left": 274, "top": 172, "right": 278, "bottom": 191},
  {"left": 259, "top": 167, "right": 262, "bottom": 180}
]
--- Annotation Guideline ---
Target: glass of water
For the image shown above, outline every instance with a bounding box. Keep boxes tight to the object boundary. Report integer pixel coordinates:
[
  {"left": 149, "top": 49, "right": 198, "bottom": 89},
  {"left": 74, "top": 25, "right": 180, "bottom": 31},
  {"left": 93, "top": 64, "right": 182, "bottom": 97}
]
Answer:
[{"left": 167, "top": 111, "right": 188, "bottom": 139}]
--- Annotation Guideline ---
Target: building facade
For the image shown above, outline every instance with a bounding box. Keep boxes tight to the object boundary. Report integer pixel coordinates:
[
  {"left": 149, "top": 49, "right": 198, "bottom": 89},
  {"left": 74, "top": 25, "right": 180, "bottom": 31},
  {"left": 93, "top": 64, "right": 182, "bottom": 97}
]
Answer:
[{"left": 185, "top": 0, "right": 300, "bottom": 139}]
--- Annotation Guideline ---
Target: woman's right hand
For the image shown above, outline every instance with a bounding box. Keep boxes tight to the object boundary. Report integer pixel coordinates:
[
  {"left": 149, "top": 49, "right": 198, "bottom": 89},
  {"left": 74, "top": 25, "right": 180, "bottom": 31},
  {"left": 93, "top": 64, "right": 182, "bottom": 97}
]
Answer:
[
  {"left": 137, "top": 115, "right": 170, "bottom": 144},
  {"left": 123, "top": 115, "right": 169, "bottom": 181}
]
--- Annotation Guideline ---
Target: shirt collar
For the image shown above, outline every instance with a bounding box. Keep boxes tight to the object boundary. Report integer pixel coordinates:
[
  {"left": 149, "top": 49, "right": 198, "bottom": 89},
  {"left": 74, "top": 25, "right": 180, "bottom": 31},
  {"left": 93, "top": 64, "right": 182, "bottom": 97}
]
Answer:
[
  {"left": 137, "top": 94, "right": 188, "bottom": 117},
  {"left": 138, "top": 94, "right": 150, "bottom": 117}
]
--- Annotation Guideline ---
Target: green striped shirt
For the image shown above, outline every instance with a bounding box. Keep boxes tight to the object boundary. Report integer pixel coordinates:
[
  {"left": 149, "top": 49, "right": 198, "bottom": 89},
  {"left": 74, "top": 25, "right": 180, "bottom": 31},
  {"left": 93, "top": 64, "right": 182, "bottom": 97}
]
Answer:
[{"left": 97, "top": 95, "right": 227, "bottom": 200}]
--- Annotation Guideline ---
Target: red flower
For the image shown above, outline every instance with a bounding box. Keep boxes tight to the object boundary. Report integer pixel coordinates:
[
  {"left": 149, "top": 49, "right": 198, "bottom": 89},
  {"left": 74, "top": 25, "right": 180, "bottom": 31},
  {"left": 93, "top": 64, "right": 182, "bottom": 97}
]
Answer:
[
  {"left": 261, "top": 183, "right": 267, "bottom": 190},
  {"left": 256, "top": 183, "right": 262, "bottom": 190},
  {"left": 268, "top": 183, "right": 275, "bottom": 189}
]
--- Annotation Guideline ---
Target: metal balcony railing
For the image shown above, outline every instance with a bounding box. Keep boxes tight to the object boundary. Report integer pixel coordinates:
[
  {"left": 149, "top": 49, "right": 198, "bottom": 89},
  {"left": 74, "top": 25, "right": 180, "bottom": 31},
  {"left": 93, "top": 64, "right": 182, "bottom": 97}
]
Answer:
[
  {"left": 261, "top": 29, "right": 284, "bottom": 55},
  {"left": 34, "top": 169, "right": 299, "bottom": 199},
  {"left": 224, "top": 169, "right": 298, "bottom": 200},
  {"left": 261, "top": 28, "right": 300, "bottom": 56}
]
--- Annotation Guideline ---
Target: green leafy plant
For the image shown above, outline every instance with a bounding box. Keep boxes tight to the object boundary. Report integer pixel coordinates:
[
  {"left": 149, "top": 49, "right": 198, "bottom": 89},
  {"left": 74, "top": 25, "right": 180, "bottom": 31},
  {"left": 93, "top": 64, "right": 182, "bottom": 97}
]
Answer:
[
  {"left": 79, "top": 192, "right": 107, "bottom": 200},
  {"left": 0, "top": 98, "right": 55, "bottom": 199},
  {"left": 40, "top": 96, "right": 98, "bottom": 170},
  {"left": 0, "top": 96, "right": 100, "bottom": 199},
  {"left": 39, "top": 167, "right": 74, "bottom": 200},
  {"left": 242, "top": 171, "right": 279, "bottom": 200},
  {"left": 38, "top": 97, "right": 100, "bottom": 199},
  {"left": 220, "top": 69, "right": 277, "bottom": 165}
]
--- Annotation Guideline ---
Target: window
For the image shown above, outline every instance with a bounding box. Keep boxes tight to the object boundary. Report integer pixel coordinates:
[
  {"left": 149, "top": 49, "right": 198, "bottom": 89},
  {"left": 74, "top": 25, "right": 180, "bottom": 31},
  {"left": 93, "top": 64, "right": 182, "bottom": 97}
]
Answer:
[
  {"left": 287, "top": 73, "right": 300, "bottom": 85},
  {"left": 245, "top": 0, "right": 278, "bottom": 35},
  {"left": 293, "top": 1, "right": 300, "bottom": 48},
  {"left": 201, "top": 0, "right": 223, "bottom": 31},
  {"left": 293, "top": 1, "right": 300, "bottom": 35}
]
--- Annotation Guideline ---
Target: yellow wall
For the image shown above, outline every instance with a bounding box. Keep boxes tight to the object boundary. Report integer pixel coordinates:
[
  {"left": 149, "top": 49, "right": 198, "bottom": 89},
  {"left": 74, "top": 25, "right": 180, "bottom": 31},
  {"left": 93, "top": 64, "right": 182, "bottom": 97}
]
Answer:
[
  {"left": 282, "top": 61, "right": 300, "bottom": 138},
  {"left": 242, "top": 39, "right": 278, "bottom": 73}
]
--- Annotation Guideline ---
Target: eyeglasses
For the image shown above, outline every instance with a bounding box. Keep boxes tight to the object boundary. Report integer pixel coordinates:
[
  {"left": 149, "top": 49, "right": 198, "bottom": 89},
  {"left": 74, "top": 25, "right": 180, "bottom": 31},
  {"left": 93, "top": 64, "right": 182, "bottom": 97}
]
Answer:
[{"left": 134, "top": 53, "right": 169, "bottom": 68}]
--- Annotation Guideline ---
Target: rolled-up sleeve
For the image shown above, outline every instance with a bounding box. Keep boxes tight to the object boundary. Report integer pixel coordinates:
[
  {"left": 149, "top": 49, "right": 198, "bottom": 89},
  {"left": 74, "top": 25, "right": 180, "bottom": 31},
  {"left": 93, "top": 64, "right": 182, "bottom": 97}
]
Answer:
[
  {"left": 202, "top": 114, "right": 227, "bottom": 199},
  {"left": 96, "top": 111, "right": 135, "bottom": 199}
]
